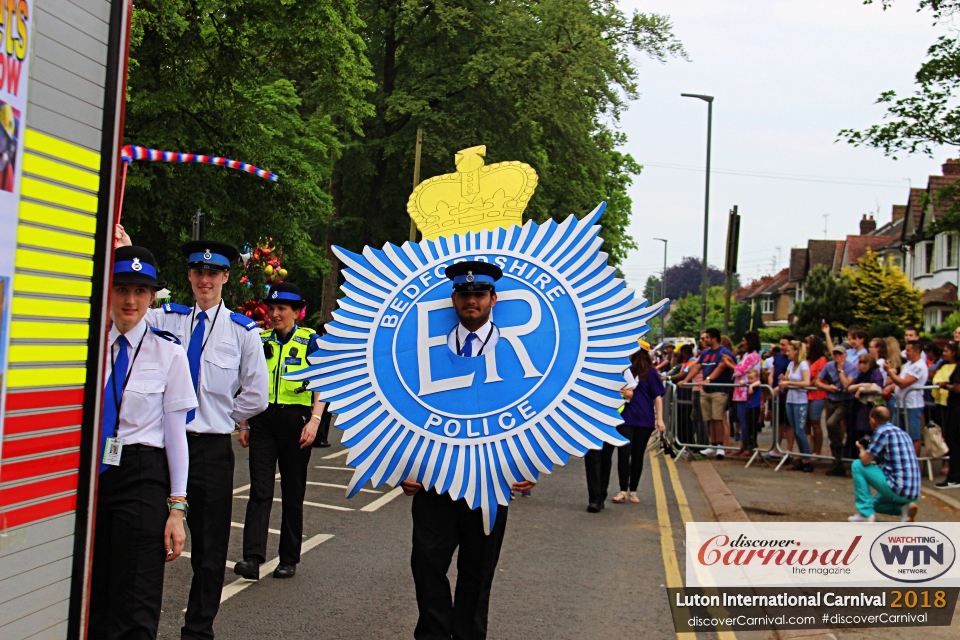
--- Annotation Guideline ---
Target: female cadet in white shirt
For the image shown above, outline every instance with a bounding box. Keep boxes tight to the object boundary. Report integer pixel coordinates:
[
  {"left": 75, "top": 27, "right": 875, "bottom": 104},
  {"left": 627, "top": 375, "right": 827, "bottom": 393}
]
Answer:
[{"left": 89, "top": 246, "right": 198, "bottom": 639}]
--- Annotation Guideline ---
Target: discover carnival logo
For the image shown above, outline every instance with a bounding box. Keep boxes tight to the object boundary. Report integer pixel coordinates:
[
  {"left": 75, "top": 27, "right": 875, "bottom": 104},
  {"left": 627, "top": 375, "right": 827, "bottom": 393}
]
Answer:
[
  {"left": 869, "top": 526, "right": 957, "bottom": 584},
  {"left": 287, "top": 204, "right": 668, "bottom": 532}
]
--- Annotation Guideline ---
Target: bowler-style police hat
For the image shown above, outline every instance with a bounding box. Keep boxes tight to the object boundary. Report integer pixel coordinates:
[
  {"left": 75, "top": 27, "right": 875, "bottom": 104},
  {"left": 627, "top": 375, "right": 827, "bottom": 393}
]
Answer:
[
  {"left": 180, "top": 240, "right": 239, "bottom": 272},
  {"left": 445, "top": 261, "right": 502, "bottom": 293},
  {"left": 265, "top": 282, "right": 306, "bottom": 308},
  {"left": 113, "top": 246, "right": 165, "bottom": 290}
]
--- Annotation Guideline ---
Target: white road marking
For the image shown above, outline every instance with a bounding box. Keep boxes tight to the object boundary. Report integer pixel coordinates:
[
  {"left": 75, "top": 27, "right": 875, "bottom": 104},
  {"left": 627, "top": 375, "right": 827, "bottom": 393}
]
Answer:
[
  {"left": 304, "top": 480, "right": 381, "bottom": 494},
  {"left": 218, "top": 534, "right": 334, "bottom": 604},
  {"left": 231, "top": 521, "right": 280, "bottom": 535},
  {"left": 179, "top": 550, "right": 234, "bottom": 569},
  {"left": 233, "top": 495, "right": 354, "bottom": 511},
  {"left": 322, "top": 448, "right": 349, "bottom": 459},
  {"left": 359, "top": 486, "right": 405, "bottom": 512},
  {"left": 313, "top": 465, "right": 352, "bottom": 471}
]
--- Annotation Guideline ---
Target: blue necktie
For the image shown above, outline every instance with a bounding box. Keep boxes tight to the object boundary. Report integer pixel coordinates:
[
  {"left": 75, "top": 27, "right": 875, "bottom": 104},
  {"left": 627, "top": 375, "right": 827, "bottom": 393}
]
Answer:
[
  {"left": 100, "top": 335, "right": 129, "bottom": 473},
  {"left": 460, "top": 332, "right": 478, "bottom": 357},
  {"left": 186, "top": 311, "right": 207, "bottom": 423}
]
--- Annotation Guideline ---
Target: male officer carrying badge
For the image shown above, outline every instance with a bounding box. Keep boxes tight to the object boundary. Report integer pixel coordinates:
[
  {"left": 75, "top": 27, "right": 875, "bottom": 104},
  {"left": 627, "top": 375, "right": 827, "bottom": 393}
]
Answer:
[
  {"left": 399, "top": 261, "right": 536, "bottom": 640},
  {"left": 115, "top": 225, "right": 268, "bottom": 639}
]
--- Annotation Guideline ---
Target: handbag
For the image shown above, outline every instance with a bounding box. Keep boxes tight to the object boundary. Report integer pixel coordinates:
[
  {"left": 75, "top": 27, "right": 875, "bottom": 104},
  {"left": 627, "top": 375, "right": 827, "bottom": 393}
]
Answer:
[{"left": 923, "top": 421, "right": 950, "bottom": 459}]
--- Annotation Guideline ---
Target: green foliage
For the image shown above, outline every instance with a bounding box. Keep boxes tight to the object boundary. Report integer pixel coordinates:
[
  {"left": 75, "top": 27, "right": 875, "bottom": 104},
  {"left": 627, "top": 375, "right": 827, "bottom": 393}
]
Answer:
[
  {"left": 731, "top": 303, "right": 752, "bottom": 343},
  {"left": 845, "top": 248, "right": 923, "bottom": 329},
  {"left": 869, "top": 320, "right": 905, "bottom": 342},
  {"left": 665, "top": 286, "right": 742, "bottom": 337},
  {"left": 759, "top": 326, "right": 793, "bottom": 344},
  {"left": 336, "top": 0, "right": 687, "bottom": 266},
  {"left": 791, "top": 265, "right": 856, "bottom": 339},
  {"left": 933, "top": 310, "right": 960, "bottom": 335},
  {"left": 750, "top": 300, "right": 765, "bottom": 333},
  {"left": 122, "top": 0, "right": 374, "bottom": 311}
]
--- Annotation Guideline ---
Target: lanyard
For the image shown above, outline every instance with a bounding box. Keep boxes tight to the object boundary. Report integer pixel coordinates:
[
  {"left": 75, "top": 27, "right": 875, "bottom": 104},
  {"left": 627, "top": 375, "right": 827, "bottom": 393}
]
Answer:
[
  {"left": 190, "top": 301, "right": 222, "bottom": 355},
  {"left": 454, "top": 323, "right": 496, "bottom": 357},
  {"left": 109, "top": 328, "right": 147, "bottom": 438},
  {"left": 271, "top": 325, "right": 298, "bottom": 399}
]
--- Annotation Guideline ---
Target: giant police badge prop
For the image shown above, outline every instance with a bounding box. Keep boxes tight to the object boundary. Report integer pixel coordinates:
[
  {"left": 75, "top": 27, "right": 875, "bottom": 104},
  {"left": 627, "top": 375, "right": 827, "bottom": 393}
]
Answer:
[{"left": 287, "top": 147, "right": 667, "bottom": 532}]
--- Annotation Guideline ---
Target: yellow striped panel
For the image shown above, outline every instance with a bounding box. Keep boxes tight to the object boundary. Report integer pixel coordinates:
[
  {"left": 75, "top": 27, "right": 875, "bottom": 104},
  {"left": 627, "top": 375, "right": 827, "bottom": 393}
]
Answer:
[
  {"left": 9, "top": 345, "right": 89, "bottom": 363},
  {"left": 12, "top": 297, "right": 91, "bottom": 319},
  {"left": 13, "top": 273, "right": 92, "bottom": 297},
  {"left": 15, "top": 249, "right": 93, "bottom": 278},
  {"left": 23, "top": 153, "right": 100, "bottom": 192},
  {"left": 11, "top": 320, "right": 90, "bottom": 340},
  {"left": 17, "top": 225, "right": 94, "bottom": 256},
  {"left": 25, "top": 130, "right": 100, "bottom": 171},
  {"left": 7, "top": 367, "right": 87, "bottom": 388},
  {"left": 18, "top": 200, "right": 97, "bottom": 234},
  {"left": 21, "top": 177, "right": 98, "bottom": 214}
]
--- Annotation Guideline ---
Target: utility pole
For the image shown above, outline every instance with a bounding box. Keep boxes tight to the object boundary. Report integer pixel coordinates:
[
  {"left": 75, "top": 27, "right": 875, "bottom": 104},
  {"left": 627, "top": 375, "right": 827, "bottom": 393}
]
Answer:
[
  {"left": 654, "top": 238, "right": 668, "bottom": 346},
  {"left": 822, "top": 214, "right": 829, "bottom": 240},
  {"left": 681, "top": 93, "right": 714, "bottom": 333},
  {"left": 723, "top": 206, "right": 740, "bottom": 336},
  {"left": 409, "top": 129, "right": 423, "bottom": 242}
]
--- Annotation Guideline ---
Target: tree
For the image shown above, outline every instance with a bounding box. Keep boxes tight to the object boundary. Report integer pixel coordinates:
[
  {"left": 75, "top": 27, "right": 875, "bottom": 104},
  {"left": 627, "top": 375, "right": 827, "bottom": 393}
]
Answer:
[
  {"left": 731, "top": 303, "right": 752, "bottom": 343},
  {"left": 791, "top": 265, "right": 856, "bottom": 339},
  {"left": 121, "top": 0, "right": 374, "bottom": 313},
  {"left": 656, "top": 256, "right": 733, "bottom": 302},
  {"left": 328, "top": 0, "right": 687, "bottom": 319},
  {"left": 643, "top": 274, "right": 662, "bottom": 302},
  {"left": 845, "top": 248, "right": 923, "bottom": 329},
  {"left": 665, "top": 286, "right": 740, "bottom": 337}
]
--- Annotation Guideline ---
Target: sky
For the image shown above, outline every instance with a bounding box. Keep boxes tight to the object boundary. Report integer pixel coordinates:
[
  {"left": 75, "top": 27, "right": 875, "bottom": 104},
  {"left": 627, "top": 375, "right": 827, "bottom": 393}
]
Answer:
[{"left": 616, "top": 0, "right": 953, "bottom": 296}]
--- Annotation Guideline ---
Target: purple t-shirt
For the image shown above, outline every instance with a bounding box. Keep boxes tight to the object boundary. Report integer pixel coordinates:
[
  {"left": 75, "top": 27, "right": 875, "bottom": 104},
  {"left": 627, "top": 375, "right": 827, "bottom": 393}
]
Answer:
[{"left": 622, "top": 366, "right": 666, "bottom": 428}]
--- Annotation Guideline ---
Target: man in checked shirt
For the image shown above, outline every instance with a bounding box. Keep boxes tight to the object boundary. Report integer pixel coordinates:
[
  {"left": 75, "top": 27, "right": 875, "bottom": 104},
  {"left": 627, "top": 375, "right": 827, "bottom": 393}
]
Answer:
[{"left": 847, "top": 405, "right": 921, "bottom": 523}]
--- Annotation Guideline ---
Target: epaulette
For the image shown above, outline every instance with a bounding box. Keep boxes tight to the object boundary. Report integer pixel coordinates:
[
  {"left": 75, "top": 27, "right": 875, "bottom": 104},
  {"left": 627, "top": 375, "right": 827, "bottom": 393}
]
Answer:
[
  {"left": 230, "top": 312, "right": 259, "bottom": 331},
  {"left": 149, "top": 327, "right": 181, "bottom": 344},
  {"left": 162, "top": 302, "right": 192, "bottom": 314},
  {"left": 292, "top": 335, "right": 311, "bottom": 345}
]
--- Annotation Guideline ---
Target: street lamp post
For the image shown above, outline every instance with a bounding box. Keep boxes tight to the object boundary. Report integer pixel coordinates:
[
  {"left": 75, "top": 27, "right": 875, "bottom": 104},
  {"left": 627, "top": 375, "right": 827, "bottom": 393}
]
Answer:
[
  {"left": 654, "top": 238, "right": 667, "bottom": 347},
  {"left": 681, "top": 93, "right": 714, "bottom": 333}
]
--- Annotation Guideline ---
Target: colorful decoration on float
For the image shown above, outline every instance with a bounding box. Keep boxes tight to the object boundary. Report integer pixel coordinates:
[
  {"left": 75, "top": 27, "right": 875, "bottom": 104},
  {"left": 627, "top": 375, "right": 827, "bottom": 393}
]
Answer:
[
  {"left": 239, "top": 238, "right": 294, "bottom": 329},
  {"left": 121, "top": 145, "right": 279, "bottom": 181},
  {"left": 287, "top": 147, "right": 668, "bottom": 533}
]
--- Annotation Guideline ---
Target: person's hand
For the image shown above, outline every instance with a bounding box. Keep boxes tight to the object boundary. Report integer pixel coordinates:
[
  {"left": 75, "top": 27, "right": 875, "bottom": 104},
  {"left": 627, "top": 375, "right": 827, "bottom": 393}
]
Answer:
[
  {"left": 114, "top": 223, "right": 132, "bottom": 247},
  {"left": 722, "top": 354, "right": 736, "bottom": 368},
  {"left": 400, "top": 480, "right": 422, "bottom": 496},
  {"left": 855, "top": 440, "right": 865, "bottom": 453},
  {"left": 883, "top": 360, "right": 894, "bottom": 372},
  {"left": 821, "top": 320, "right": 830, "bottom": 335},
  {"left": 164, "top": 510, "right": 186, "bottom": 562},
  {"left": 620, "top": 388, "right": 634, "bottom": 401},
  {"left": 826, "top": 384, "right": 839, "bottom": 393},
  {"left": 299, "top": 417, "right": 319, "bottom": 448},
  {"left": 512, "top": 480, "right": 537, "bottom": 493},
  {"left": 939, "top": 381, "right": 950, "bottom": 389},
  {"left": 656, "top": 419, "right": 666, "bottom": 433},
  {"left": 238, "top": 428, "right": 250, "bottom": 448}
]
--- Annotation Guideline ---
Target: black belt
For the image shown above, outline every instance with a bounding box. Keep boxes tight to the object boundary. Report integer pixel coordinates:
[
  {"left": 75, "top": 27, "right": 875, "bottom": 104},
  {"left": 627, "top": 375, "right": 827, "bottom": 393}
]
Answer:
[
  {"left": 124, "top": 443, "right": 162, "bottom": 451},
  {"left": 268, "top": 403, "right": 311, "bottom": 410},
  {"left": 187, "top": 432, "right": 232, "bottom": 437}
]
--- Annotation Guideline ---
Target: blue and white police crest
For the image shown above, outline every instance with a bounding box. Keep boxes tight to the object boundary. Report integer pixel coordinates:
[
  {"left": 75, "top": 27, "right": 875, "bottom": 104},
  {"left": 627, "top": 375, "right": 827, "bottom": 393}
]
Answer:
[{"left": 287, "top": 203, "right": 668, "bottom": 532}]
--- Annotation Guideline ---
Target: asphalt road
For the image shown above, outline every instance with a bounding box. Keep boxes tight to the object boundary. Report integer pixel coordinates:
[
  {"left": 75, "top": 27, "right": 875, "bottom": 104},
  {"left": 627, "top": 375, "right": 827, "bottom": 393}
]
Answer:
[{"left": 156, "top": 431, "right": 703, "bottom": 639}]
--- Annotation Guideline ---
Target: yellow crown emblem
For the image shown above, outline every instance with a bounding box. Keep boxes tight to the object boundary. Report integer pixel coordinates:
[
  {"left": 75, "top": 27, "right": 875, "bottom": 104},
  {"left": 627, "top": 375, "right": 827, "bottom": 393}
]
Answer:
[{"left": 407, "top": 145, "right": 538, "bottom": 240}]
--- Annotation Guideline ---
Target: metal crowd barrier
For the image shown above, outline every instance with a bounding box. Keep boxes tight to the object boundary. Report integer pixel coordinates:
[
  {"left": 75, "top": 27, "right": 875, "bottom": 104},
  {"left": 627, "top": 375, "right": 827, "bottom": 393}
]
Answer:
[{"left": 657, "top": 376, "right": 950, "bottom": 481}]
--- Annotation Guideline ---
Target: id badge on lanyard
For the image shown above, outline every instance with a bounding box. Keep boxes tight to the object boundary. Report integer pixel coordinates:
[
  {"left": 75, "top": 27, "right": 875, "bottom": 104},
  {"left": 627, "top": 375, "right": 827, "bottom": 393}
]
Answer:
[
  {"left": 103, "top": 437, "right": 124, "bottom": 466},
  {"left": 105, "top": 332, "right": 146, "bottom": 466}
]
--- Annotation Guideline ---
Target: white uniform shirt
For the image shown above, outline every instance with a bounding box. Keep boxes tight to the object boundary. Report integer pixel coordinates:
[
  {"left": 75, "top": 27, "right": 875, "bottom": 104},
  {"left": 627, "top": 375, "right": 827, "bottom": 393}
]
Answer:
[
  {"left": 105, "top": 318, "right": 197, "bottom": 495},
  {"left": 446, "top": 320, "right": 499, "bottom": 357},
  {"left": 146, "top": 301, "right": 268, "bottom": 433},
  {"left": 895, "top": 357, "right": 929, "bottom": 410}
]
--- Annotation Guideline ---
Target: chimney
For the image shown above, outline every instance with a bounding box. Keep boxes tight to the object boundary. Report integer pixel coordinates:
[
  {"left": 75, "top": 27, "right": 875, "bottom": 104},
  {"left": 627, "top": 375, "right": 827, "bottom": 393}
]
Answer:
[
  {"left": 891, "top": 205, "right": 906, "bottom": 222},
  {"left": 943, "top": 158, "right": 960, "bottom": 175},
  {"left": 860, "top": 214, "right": 876, "bottom": 235}
]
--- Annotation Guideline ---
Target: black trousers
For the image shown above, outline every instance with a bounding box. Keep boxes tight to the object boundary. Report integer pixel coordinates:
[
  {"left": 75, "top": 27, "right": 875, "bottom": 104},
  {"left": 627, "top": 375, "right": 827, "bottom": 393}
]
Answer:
[
  {"left": 945, "top": 405, "right": 960, "bottom": 483},
  {"left": 744, "top": 406, "right": 761, "bottom": 450},
  {"left": 90, "top": 446, "right": 169, "bottom": 640},
  {"left": 616, "top": 425, "right": 655, "bottom": 492},
  {"left": 182, "top": 434, "right": 235, "bottom": 640},
  {"left": 411, "top": 489, "right": 508, "bottom": 640},
  {"left": 243, "top": 404, "right": 312, "bottom": 565},
  {"left": 584, "top": 442, "right": 615, "bottom": 505}
]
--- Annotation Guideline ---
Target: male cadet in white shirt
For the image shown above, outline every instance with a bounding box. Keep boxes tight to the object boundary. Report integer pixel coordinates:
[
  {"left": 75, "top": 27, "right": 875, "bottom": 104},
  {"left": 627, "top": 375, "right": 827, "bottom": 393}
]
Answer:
[
  {"left": 115, "top": 226, "right": 268, "bottom": 640},
  {"left": 90, "top": 246, "right": 197, "bottom": 639},
  {"left": 400, "top": 260, "right": 536, "bottom": 640}
]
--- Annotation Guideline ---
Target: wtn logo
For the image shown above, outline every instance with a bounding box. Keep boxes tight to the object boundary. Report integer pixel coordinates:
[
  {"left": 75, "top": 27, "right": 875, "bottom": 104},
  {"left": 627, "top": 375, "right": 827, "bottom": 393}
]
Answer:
[
  {"left": 879, "top": 543, "right": 944, "bottom": 567},
  {"left": 870, "top": 526, "right": 957, "bottom": 583}
]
